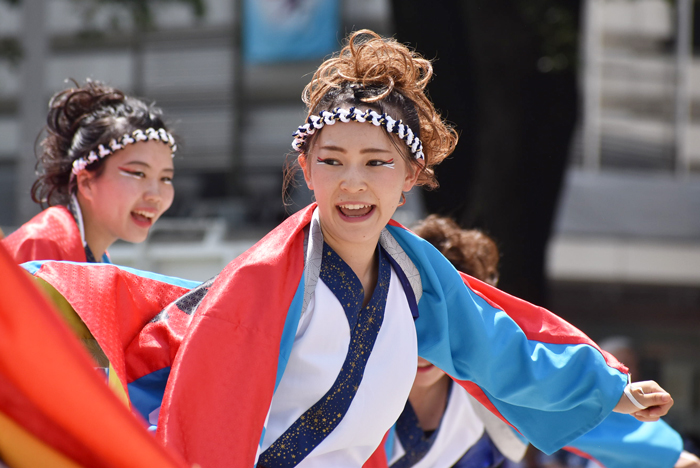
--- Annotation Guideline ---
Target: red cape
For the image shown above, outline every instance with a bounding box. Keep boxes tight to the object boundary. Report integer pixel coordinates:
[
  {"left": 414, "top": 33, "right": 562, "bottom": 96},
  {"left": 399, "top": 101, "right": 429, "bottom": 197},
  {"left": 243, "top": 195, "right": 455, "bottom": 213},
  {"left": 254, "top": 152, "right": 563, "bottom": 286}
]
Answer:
[{"left": 2, "top": 205, "right": 86, "bottom": 263}]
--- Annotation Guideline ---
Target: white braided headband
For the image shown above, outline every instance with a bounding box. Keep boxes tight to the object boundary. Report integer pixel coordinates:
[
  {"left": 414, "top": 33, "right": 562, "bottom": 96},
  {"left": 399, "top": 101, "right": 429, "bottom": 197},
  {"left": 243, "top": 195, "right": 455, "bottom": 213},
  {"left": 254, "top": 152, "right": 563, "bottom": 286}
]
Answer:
[
  {"left": 292, "top": 107, "right": 425, "bottom": 161},
  {"left": 71, "top": 127, "right": 177, "bottom": 176}
]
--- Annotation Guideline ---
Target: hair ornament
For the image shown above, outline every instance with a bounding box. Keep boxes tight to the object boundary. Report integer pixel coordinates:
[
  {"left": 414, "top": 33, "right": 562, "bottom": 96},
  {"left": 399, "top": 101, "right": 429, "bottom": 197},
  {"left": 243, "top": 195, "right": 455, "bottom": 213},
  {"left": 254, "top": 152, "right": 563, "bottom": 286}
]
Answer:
[
  {"left": 71, "top": 127, "right": 176, "bottom": 176},
  {"left": 292, "top": 107, "right": 425, "bottom": 161}
]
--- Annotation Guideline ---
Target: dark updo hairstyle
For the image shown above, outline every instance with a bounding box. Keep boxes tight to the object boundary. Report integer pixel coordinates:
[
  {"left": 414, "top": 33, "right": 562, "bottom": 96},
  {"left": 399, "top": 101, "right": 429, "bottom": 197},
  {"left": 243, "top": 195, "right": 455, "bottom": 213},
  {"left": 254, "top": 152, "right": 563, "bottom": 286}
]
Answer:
[
  {"left": 284, "top": 29, "right": 458, "bottom": 199},
  {"left": 412, "top": 215, "right": 500, "bottom": 286},
  {"left": 31, "top": 79, "right": 172, "bottom": 207}
]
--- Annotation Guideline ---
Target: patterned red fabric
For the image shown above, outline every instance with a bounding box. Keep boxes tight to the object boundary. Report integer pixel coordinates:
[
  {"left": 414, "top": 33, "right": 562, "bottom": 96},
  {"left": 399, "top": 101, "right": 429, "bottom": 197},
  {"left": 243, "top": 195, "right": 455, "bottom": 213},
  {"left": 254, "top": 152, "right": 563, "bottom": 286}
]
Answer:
[
  {"left": 0, "top": 244, "right": 188, "bottom": 468},
  {"left": 30, "top": 205, "right": 315, "bottom": 467},
  {"left": 34, "top": 262, "right": 192, "bottom": 393},
  {"left": 2, "top": 206, "right": 86, "bottom": 263}
]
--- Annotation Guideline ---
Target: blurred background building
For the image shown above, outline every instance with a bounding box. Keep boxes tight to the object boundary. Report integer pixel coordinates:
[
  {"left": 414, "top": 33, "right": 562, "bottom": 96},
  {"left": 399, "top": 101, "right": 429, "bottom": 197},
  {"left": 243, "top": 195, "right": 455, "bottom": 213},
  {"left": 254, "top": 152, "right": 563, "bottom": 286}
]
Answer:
[{"left": 0, "top": 0, "right": 699, "bottom": 441}]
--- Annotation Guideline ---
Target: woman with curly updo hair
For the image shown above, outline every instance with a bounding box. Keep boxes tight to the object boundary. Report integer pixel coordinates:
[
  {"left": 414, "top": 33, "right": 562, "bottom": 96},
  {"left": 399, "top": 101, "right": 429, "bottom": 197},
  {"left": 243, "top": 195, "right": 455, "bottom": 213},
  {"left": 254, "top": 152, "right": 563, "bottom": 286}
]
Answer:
[
  {"left": 26, "top": 31, "right": 671, "bottom": 468},
  {"left": 3, "top": 80, "right": 177, "bottom": 263}
]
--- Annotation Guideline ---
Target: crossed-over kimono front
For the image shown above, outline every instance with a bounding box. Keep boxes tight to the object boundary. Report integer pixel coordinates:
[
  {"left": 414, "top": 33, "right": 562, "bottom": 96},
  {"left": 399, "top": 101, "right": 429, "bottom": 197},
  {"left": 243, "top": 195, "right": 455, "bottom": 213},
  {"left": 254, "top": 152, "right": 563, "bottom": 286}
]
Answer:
[{"left": 23, "top": 204, "right": 630, "bottom": 468}]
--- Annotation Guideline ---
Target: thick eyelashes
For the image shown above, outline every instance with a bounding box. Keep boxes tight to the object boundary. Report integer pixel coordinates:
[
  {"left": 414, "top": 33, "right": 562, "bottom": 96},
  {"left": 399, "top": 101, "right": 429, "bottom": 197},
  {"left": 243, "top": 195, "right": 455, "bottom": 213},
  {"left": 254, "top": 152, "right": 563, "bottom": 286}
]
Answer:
[
  {"left": 316, "top": 157, "right": 339, "bottom": 166},
  {"left": 119, "top": 167, "right": 174, "bottom": 184},
  {"left": 369, "top": 158, "right": 395, "bottom": 168}
]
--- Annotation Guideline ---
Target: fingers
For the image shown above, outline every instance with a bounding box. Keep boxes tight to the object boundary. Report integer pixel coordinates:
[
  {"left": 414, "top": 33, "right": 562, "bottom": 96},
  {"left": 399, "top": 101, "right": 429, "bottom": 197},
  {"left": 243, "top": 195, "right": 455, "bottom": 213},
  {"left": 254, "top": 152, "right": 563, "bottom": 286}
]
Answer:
[
  {"left": 615, "top": 380, "right": 674, "bottom": 417},
  {"left": 632, "top": 381, "right": 673, "bottom": 415},
  {"left": 636, "top": 390, "right": 673, "bottom": 409},
  {"left": 630, "top": 404, "right": 670, "bottom": 422}
]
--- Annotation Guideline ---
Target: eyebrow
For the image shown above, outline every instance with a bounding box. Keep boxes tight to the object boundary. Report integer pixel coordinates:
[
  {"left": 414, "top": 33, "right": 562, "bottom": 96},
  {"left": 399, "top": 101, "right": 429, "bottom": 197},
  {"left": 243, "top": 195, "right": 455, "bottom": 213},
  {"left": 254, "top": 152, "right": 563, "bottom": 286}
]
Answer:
[{"left": 318, "top": 145, "right": 392, "bottom": 154}]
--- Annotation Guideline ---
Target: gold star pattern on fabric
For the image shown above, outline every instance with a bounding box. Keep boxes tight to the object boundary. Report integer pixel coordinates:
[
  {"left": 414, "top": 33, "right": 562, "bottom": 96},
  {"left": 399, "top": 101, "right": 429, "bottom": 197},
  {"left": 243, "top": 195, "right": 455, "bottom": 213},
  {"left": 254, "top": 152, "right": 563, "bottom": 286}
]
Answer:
[{"left": 257, "top": 243, "right": 391, "bottom": 468}]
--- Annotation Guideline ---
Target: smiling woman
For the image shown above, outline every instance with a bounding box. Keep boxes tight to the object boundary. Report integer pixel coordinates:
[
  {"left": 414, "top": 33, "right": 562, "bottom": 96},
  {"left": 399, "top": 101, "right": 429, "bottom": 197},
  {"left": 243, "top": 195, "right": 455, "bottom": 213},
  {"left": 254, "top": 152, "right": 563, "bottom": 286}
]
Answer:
[
  {"left": 20, "top": 30, "right": 674, "bottom": 468},
  {"left": 2, "top": 80, "right": 176, "bottom": 264}
]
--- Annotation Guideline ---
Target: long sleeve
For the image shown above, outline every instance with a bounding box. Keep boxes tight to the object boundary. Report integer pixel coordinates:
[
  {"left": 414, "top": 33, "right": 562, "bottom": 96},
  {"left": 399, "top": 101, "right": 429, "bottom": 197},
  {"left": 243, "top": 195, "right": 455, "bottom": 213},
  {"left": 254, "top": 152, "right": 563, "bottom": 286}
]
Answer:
[
  {"left": 387, "top": 223, "right": 628, "bottom": 454},
  {"left": 566, "top": 413, "right": 682, "bottom": 468}
]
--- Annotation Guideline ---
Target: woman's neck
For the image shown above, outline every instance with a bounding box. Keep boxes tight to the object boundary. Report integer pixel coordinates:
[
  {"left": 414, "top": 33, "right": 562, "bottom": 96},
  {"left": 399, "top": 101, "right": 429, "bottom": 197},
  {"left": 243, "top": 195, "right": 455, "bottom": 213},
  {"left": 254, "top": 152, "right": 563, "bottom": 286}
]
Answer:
[
  {"left": 75, "top": 195, "right": 114, "bottom": 261},
  {"left": 408, "top": 375, "right": 451, "bottom": 432},
  {"left": 322, "top": 231, "right": 379, "bottom": 307}
]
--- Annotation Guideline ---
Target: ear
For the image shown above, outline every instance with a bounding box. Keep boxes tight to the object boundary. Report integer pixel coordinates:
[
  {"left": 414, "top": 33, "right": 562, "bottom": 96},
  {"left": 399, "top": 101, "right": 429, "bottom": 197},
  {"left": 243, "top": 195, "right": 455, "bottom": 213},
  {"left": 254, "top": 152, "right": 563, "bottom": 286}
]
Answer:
[
  {"left": 402, "top": 161, "right": 422, "bottom": 192},
  {"left": 299, "top": 154, "right": 314, "bottom": 191},
  {"left": 75, "top": 170, "right": 96, "bottom": 202}
]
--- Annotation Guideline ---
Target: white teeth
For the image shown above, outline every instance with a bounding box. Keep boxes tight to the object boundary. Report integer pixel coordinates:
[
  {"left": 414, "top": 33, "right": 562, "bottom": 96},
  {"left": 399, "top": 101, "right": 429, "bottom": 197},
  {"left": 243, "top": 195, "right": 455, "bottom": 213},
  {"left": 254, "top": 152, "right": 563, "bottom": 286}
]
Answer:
[
  {"left": 341, "top": 204, "right": 370, "bottom": 210},
  {"left": 133, "top": 210, "right": 155, "bottom": 219}
]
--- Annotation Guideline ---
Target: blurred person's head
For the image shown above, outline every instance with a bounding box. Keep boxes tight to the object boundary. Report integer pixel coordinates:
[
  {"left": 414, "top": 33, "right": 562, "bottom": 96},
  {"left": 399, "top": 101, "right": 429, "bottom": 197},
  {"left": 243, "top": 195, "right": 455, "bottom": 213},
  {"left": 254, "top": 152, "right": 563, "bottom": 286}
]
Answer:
[
  {"left": 31, "top": 80, "right": 177, "bottom": 256},
  {"left": 411, "top": 215, "right": 500, "bottom": 388},
  {"left": 412, "top": 214, "right": 500, "bottom": 286},
  {"left": 599, "top": 336, "right": 640, "bottom": 379}
]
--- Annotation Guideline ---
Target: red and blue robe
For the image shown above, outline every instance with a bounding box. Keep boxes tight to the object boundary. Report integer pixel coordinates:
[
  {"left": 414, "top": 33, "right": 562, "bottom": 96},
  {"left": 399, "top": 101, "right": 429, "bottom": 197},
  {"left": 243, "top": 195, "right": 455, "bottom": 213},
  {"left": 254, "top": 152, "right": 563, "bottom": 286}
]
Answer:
[
  {"left": 381, "top": 382, "right": 681, "bottom": 468},
  {"left": 22, "top": 204, "right": 636, "bottom": 467}
]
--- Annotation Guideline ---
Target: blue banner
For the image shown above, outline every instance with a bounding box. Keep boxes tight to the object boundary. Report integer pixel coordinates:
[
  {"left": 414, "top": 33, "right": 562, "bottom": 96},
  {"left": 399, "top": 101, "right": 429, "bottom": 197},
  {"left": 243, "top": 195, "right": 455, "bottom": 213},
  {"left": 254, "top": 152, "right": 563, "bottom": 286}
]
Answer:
[{"left": 243, "top": 0, "right": 341, "bottom": 63}]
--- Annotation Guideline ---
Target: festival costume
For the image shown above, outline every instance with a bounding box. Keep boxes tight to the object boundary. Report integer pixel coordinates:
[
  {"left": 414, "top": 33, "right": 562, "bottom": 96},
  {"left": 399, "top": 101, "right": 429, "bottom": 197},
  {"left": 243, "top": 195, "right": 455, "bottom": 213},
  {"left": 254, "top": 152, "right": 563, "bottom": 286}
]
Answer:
[
  {"left": 0, "top": 243, "right": 188, "bottom": 468},
  {"left": 383, "top": 383, "right": 681, "bottom": 468},
  {"left": 3, "top": 198, "right": 109, "bottom": 263},
  {"left": 23, "top": 204, "right": 631, "bottom": 468},
  {"left": 3, "top": 206, "right": 86, "bottom": 263},
  {"left": 386, "top": 382, "right": 516, "bottom": 468}
]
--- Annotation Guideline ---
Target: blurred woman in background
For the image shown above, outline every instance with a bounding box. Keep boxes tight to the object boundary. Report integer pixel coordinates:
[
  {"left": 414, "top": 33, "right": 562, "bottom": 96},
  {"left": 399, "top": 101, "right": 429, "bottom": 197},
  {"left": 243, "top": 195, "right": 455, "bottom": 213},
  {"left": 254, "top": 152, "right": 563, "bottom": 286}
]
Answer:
[{"left": 3, "top": 80, "right": 176, "bottom": 263}]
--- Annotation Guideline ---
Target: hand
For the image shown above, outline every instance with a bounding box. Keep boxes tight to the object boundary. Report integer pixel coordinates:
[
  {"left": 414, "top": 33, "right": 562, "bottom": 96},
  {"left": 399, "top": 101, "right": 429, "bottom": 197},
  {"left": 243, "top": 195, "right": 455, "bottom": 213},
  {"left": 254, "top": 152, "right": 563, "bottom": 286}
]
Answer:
[
  {"left": 676, "top": 450, "right": 700, "bottom": 468},
  {"left": 613, "top": 380, "right": 673, "bottom": 421}
]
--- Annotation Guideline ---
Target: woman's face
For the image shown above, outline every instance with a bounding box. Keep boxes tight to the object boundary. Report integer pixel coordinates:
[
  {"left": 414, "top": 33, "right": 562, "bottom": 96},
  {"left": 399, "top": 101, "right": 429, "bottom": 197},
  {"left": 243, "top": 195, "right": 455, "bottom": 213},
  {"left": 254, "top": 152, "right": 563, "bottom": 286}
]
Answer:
[
  {"left": 413, "top": 357, "right": 447, "bottom": 388},
  {"left": 300, "top": 118, "right": 420, "bottom": 253},
  {"left": 78, "top": 140, "right": 174, "bottom": 245}
]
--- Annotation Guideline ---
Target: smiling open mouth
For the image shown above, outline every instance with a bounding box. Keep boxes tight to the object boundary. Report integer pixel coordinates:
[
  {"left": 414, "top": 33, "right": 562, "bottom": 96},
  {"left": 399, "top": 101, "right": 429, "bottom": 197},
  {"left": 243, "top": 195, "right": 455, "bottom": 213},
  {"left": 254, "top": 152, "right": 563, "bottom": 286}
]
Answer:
[
  {"left": 131, "top": 210, "right": 156, "bottom": 225},
  {"left": 337, "top": 204, "right": 374, "bottom": 218}
]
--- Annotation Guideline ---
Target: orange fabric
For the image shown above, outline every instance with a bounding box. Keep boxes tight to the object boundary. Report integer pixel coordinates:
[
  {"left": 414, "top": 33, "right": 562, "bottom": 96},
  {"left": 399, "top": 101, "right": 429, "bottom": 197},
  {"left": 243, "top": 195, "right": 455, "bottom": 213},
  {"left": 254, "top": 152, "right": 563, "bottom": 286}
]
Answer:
[
  {"left": 0, "top": 412, "right": 83, "bottom": 468},
  {"left": 2, "top": 206, "right": 86, "bottom": 263},
  {"left": 0, "top": 244, "right": 187, "bottom": 468}
]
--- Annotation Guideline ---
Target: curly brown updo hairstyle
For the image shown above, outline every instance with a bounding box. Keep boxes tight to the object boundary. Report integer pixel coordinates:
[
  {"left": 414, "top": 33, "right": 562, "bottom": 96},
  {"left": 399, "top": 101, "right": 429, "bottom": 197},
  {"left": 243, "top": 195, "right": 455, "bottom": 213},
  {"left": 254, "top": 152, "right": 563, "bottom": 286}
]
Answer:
[
  {"left": 31, "top": 80, "right": 172, "bottom": 207},
  {"left": 412, "top": 215, "right": 500, "bottom": 286},
  {"left": 284, "top": 29, "right": 458, "bottom": 199}
]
